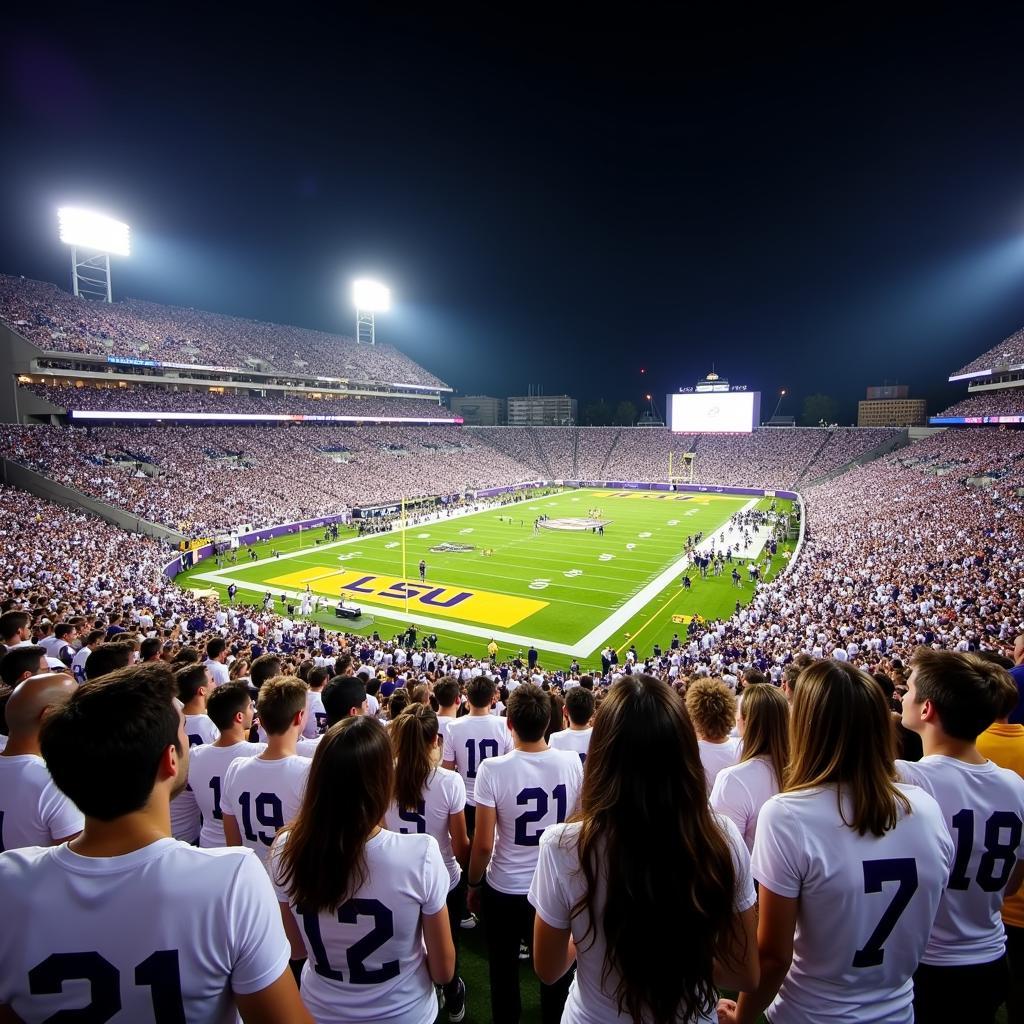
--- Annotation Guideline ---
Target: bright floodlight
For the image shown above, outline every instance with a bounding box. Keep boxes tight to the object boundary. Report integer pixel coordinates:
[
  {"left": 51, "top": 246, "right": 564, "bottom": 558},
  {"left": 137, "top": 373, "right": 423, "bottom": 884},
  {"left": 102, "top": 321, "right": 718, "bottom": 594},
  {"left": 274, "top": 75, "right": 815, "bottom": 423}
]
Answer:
[
  {"left": 352, "top": 278, "right": 391, "bottom": 312},
  {"left": 58, "top": 208, "right": 131, "bottom": 256}
]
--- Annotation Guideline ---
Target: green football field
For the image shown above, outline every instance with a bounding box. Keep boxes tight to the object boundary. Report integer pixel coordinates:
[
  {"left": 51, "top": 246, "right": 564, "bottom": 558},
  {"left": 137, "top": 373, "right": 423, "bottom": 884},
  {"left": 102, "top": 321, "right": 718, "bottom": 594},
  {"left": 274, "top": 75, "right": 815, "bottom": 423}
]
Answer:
[{"left": 182, "top": 488, "right": 794, "bottom": 669}]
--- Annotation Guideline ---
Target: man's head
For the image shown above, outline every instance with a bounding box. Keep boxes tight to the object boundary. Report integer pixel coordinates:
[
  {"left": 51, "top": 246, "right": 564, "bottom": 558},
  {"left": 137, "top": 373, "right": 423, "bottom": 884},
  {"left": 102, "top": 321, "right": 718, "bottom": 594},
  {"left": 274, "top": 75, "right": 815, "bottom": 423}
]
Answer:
[
  {"left": 80, "top": 628, "right": 105, "bottom": 651},
  {"left": 684, "top": 678, "right": 737, "bottom": 742},
  {"left": 903, "top": 648, "right": 1018, "bottom": 741},
  {"left": 5, "top": 672, "right": 76, "bottom": 741},
  {"left": 0, "top": 611, "right": 31, "bottom": 646},
  {"left": 206, "top": 681, "right": 255, "bottom": 734},
  {"left": 250, "top": 653, "right": 283, "bottom": 689},
  {"left": 1013, "top": 633, "right": 1024, "bottom": 667},
  {"left": 506, "top": 683, "right": 551, "bottom": 743},
  {"left": 466, "top": 674, "right": 496, "bottom": 709},
  {"left": 565, "top": 687, "right": 595, "bottom": 727},
  {"left": 84, "top": 643, "right": 136, "bottom": 681},
  {"left": 206, "top": 637, "right": 227, "bottom": 663},
  {"left": 139, "top": 637, "right": 162, "bottom": 662},
  {"left": 322, "top": 675, "right": 367, "bottom": 726},
  {"left": 175, "top": 663, "right": 211, "bottom": 707},
  {"left": 434, "top": 677, "right": 460, "bottom": 710},
  {"left": 307, "top": 666, "right": 330, "bottom": 691},
  {"left": 256, "top": 675, "right": 308, "bottom": 736},
  {"left": 0, "top": 646, "right": 48, "bottom": 687},
  {"left": 40, "top": 662, "right": 187, "bottom": 821}
]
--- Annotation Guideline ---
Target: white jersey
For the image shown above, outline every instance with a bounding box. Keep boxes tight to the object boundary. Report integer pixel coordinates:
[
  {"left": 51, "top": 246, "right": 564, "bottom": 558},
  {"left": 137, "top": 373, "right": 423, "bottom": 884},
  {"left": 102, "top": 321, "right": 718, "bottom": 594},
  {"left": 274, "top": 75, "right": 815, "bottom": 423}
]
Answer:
[
  {"left": 271, "top": 828, "right": 449, "bottom": 1024},
  {"left": 896, "top": 755, "right": 1024, "bottom": 965},
  {"left": 752, "top": 784, "right": 953, "bottom": 1024},
  {"left": 70, "top": 645, "right": 92, "bottom": 684},
  {"left": 0, "top": 754, "right": 83, "bottom": 850},
  {"left": 709, "top": 755, "right": 780, "bottom": 852},
  {"left": 169, "top": 780, "right": 202, "bottom": 843},
  {"left": 474, "top": 747, "right": 584, "bottom": 894},
  {"left": 296, "top": 735, "right": 322, "bottom": 758},
  {"left": 188, "top": 741, "right": 265, "bottom": 848},
  {"left": 185, "top": 713, "right": 220, "bottom": 748},
  {"left": 205, "top": 659, "right": 230, "bottom": 688},
  {"left": 221, "top": 755, "right": 310, "bottom": 870},
  {"left": 0, "top": 839, "right": 289, "bottom": 1023},
  {"left": 529, "top": 815, "right": 754, "bottom": 1024},
  {"left": 384, "top": 766, "right": 467, "bottom": 889},
  {"left": 442, "top": 714, "right": 513, "bottom": 804},
  {"left": 697, "top": 737, "right": 742, "bottom": 792},
  {"left": 549, "top": 727, "right": 592, "bottom": 764},
  {"left": 303, "top": 690, "right": 327, "bottom": 739}
]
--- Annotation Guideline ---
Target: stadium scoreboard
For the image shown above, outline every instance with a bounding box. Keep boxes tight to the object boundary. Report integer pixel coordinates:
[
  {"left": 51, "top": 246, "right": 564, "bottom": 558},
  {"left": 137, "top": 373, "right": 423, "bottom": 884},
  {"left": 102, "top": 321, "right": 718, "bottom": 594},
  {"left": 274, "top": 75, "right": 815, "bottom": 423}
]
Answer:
[{"left": 667, "top": 390, "right": 761, "bottom": 433}]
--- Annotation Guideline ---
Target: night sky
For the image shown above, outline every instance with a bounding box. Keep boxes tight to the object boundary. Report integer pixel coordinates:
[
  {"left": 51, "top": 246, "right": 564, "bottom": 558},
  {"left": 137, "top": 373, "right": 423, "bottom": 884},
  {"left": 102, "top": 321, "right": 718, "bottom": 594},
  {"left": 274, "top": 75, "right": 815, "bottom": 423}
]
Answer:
[{"left": 5, "top": 7, "right": 1024, "bottom": 422}]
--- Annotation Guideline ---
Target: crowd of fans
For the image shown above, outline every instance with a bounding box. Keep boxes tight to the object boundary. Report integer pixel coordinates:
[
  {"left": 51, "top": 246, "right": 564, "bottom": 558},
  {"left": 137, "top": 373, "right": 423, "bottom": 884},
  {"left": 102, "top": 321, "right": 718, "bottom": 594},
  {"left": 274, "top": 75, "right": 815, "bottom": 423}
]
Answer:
[
  {"left": 0, "top": 423, "right": 534, "bottom": 534},
  {"left": 22, "top": 382, "right": 457, "bottom": 421},
  {"left": 951, "top": 323, "right": 1024, "bottom": 377},
  {"left": 468, "top": 426, "right": 903, "bottom": 487},
  {"left": 0, "top": 274, "right": 445, "bottom": 386},
  {"left": 938, "top": 387, "right": 1024, "bottom": 419}
]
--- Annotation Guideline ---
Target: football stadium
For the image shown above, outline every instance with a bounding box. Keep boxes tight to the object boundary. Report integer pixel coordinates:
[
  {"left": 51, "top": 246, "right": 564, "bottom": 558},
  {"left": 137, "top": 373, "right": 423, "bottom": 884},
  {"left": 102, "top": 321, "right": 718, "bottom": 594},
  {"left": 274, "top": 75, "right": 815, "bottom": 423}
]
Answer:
[{"left": 1, "top": 11, "right": 1024, "bottom": 1024}]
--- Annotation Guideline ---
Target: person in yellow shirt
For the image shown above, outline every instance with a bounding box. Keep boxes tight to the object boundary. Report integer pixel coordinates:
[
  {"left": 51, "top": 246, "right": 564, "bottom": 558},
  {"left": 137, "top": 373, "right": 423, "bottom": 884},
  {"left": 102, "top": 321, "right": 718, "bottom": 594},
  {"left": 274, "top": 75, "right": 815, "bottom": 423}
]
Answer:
[
  {"left": 977, "top": 675, "right": 1024, "bottom": 1024},
  {"left": 486, "top": 639, "right": 498, "bottom": 661}
]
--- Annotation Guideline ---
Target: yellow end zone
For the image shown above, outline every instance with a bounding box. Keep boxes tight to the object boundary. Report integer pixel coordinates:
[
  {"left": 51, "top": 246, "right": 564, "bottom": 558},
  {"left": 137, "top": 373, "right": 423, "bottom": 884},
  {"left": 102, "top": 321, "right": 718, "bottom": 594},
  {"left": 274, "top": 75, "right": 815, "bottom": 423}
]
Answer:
[
  {"left": 590, "top": 490, "right": 736, "bottom": 504},
  {"left": 265, "top": 566, "right": 548, "bottom": 629}
]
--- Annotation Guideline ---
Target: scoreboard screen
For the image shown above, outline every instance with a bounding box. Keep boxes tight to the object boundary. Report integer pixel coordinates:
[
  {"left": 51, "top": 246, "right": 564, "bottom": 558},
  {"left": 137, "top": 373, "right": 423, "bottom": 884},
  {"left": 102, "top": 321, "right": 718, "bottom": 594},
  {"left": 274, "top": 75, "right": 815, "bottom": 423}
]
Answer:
[{"left": 667, "top": 391, "right": 760, "bottom": 433}]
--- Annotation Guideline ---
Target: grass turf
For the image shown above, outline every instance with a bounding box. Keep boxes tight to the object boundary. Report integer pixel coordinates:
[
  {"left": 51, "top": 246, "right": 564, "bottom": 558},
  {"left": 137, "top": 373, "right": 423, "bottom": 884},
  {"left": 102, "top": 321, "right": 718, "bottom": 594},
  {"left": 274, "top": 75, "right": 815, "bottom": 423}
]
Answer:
[{"left": 181, "top": 488, "right": 794, "bottom": 668}]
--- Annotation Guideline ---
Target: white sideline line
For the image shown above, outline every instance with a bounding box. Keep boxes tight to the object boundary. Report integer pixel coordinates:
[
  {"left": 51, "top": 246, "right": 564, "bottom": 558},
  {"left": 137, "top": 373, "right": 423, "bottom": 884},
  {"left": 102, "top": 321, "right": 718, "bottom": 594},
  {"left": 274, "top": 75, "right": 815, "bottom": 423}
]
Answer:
[{"left": 190, "top": 495, "right": 766, "bottom": 658}]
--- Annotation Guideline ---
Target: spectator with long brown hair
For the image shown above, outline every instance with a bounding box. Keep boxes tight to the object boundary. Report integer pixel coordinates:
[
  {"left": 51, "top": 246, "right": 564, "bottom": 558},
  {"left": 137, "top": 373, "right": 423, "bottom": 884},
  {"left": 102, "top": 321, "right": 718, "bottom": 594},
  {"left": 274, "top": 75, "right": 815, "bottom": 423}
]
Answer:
[
  {"left": 272, "top": 715, "right": 455, "bottom": 1023},
  {"left": 530, "top": 674, "right": 758, "bottom": 1023},
  {"left": 710, "top": 683, "right": 790, "bottom": 851},
  {"left": 721, "top": 660, "right": 953, "bottom": 1024}
]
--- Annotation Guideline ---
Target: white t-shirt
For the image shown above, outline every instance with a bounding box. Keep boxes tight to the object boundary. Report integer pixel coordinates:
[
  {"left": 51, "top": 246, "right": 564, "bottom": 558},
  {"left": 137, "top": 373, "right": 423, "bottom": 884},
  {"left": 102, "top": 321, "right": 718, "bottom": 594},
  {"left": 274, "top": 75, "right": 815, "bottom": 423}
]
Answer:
[
  {"left": 896, "top": 755, "right": 1024, "bottom": 965},
  {"left": 303, "top": 690, "right": 327, "bottom": 739},
  {"left": 442, "top": 714, "right": 513, "bottom": 805},
  {"left": 70, "top": 645, "right": 92, "bottom": 684},
  {"left": 188, "top": 741, "right": 265, "bottom": 848},
  {"left": 271, "top": 829, "right": 449, "bottom": 1024},
  {"left": 185, "top": 713, "right": 220, "bottom": 748},
  {"left": 752, "top": 784, "right": 953, "bottom": 1024},
  {"left": 169, "top": 779, "right": 202, "bottom": 844},
  {"left": 0, "top": 754, "right": 84, "bottom": 850},
  {"left": 697, "top": 737, "right": 742, "bottom": 792},
  {"left": 0, "top": 839, "right": 289, "bottom": 1023},
  {"left": 384, "top": 766, "right": 467, "bottom": 890},
  {"left": 204, "top": 659, "right": 230, "bottom": 688},
  {"left": 549, "top": 727, "right": 592, "bottom": 764},
  {"left": 221, "top": 755, "right": 311, "bottom": 870},
  {"left": 296, "top": 735, "right": 322, "bottom": 758},
  {"left": 529, "top": 815, "right": 755, "bottom": 1024},
  {"left": 474, "top": 747, "right": 584, "bottom": 894},
  {"left": 709, "top": 755, "right": 780, "bottom": 852}
]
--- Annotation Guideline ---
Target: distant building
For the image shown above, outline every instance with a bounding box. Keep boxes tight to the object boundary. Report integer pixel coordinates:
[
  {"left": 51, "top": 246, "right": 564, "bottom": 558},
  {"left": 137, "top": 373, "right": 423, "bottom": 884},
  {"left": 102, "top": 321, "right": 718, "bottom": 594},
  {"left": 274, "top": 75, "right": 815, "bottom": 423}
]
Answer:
[
  {"left": 507, "top": 394, "right": 577, "bottom": 426},
  {"left": 858, "top": 384, "right": 926, "bottom": 426},
  {"left": 450, "top": 395, "right": 506, "bottom": 425}
]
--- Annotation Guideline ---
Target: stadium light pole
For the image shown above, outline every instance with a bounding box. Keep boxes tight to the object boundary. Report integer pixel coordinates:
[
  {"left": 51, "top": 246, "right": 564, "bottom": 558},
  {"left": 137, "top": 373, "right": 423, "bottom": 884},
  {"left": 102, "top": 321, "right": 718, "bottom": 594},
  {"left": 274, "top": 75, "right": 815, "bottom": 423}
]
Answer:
[
  {"left": 58, "top": 207, "right": 130, "bottom": 302},
  {"left": 352, "top": 278, "right": 391, "bottom": 346},
  {"left": 771, "top": 388, "right": 787, "bottom": 420}
]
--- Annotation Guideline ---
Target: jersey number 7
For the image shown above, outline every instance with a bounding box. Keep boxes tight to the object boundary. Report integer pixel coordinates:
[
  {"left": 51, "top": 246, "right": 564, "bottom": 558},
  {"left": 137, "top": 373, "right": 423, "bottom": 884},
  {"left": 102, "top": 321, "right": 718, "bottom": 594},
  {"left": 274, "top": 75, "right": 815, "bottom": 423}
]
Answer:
[{"left": 852, "top": 857, "right": 918, "bottom": 968}]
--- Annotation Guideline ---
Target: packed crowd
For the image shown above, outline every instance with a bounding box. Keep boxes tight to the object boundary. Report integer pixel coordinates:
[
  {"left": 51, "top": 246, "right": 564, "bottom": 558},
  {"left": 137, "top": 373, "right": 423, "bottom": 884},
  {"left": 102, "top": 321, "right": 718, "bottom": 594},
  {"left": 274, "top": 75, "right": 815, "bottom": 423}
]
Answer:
[
  {"left": 0, "top": 274, "right": 446, "bottom": 386},
  {"left": 23, "top": 382, "right": 457, "bottom": 421},
  {"left": 0, "top": 423, "right": 535, "bottom": 535},
  {"left": 938, "top": 387, "right": 1024, "bottom": 419},
  {"left": 951, "top": 323, "right": 1024, "bottom": 377},
  {"left": 469, "top": 426, "right": 903, "bottom": 487}
]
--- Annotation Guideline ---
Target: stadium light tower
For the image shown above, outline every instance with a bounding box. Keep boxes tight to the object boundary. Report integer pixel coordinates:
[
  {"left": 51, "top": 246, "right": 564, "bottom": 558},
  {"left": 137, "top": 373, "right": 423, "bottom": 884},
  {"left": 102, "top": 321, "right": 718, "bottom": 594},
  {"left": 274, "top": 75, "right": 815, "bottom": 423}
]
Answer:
[
  {"left": 352, "top": 278, "right": 391, "bottom": 345},
  {"left": 58, "top": 207, "right": 130, "bottom": 303}
]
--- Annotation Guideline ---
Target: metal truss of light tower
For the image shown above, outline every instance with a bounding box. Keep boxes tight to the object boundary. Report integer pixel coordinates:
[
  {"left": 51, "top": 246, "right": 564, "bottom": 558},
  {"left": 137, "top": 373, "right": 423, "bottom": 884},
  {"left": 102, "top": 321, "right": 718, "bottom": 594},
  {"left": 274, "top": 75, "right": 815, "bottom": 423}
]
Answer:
[
  {"left": 58, "top": 208, "right": 131, "bottom": 303},
  {"left": 352, "top": 278, "right": 391, "bottom": 345}
]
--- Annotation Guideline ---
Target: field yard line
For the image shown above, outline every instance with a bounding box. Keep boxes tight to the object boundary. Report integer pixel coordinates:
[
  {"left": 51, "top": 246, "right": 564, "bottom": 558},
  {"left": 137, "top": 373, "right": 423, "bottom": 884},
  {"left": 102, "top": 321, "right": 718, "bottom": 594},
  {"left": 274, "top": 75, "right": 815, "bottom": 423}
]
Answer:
[{"left": 570, "top": 498, "right": 762, "bottom": 655}]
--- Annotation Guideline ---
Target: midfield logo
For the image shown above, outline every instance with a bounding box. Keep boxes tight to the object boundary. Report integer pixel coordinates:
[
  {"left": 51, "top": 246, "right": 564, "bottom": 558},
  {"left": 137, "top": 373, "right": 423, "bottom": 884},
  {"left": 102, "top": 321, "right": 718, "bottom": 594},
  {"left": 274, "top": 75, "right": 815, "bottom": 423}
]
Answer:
[{"left": 430, "top": 542, "right": 475, "bottom": 552}]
